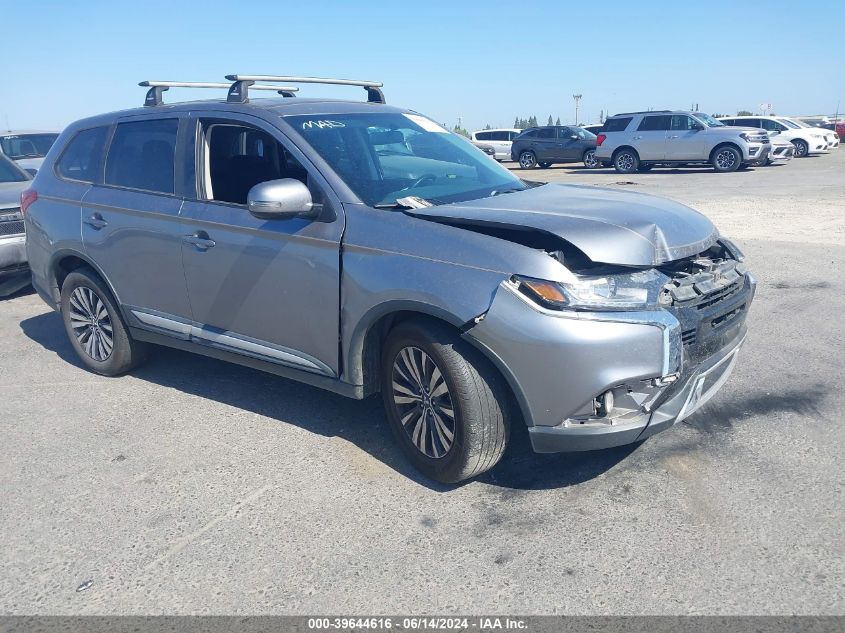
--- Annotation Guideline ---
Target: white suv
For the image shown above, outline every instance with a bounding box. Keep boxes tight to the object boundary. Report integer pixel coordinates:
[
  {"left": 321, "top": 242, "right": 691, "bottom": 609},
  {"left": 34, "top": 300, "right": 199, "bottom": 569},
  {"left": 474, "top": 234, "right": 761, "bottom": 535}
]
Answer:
[
  {"left": 471, "top": 128, "right": 520, "bottom": 161},
  {"left": 718, "top": 116, "right": 831, "bottom": 157}
]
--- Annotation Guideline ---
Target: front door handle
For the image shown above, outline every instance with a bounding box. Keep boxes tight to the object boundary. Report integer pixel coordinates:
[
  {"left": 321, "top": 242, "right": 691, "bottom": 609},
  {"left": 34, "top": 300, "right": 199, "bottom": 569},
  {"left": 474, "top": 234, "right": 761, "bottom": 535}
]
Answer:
[
  {"left": 182, "top": 231, "right": 216, "bottom": 251},
  {"left": 83, "top": 213, "right": 108, "bottom": 230},
  {"left": 631, "top": 135, "right": 642, "bottom": 140}
]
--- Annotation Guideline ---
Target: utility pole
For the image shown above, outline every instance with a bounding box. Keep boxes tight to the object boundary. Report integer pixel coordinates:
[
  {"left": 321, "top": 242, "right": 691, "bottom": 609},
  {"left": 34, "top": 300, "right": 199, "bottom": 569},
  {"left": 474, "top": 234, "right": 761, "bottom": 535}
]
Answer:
[{"left": 572, "top": 94, "right": 582, "bottom": 125}]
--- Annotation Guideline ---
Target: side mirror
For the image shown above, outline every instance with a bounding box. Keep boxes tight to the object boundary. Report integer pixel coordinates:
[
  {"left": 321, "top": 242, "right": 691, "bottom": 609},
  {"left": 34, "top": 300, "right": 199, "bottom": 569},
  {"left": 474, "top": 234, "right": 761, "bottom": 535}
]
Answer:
[{"left": 247, "top": 179, "right": 317, "bottom": 220}]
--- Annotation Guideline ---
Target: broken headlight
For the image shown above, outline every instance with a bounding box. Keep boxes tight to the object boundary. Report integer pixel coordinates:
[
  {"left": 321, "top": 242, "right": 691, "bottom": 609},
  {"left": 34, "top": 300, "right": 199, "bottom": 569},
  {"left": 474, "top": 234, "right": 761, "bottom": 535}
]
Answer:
[{"left": 514, "top": 269, "right": 669, "bottom": 311}]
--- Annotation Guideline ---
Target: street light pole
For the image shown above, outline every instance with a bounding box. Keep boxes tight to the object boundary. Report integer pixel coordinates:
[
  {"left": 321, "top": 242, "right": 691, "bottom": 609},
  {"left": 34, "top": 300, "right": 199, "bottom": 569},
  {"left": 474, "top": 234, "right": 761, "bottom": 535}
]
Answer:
[{"left": 572, "top": 94, "right": 582, "bottom": 125}]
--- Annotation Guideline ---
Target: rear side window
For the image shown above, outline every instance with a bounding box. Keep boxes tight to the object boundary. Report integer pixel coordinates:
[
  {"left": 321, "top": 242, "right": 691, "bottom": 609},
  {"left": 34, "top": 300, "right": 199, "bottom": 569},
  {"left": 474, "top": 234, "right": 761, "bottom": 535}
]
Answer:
[
  {"left": 55, "top": 127, "right": 108, "bottom": 183},
  {"left": 637, "top": 115, "right": 671, "bottom": 131},
  {"left": 105, "top": 119, "right": 178, "bottom": 194},
  {"left": 475, "top": 131, "right": 492, "bottom": 141},
  {"left": 603, "top": 117, "right": 632, "bottom": 132},
  {"left": 537, "top": 128, "right": 554, "bottom": 139},
  {"left": 519, "top": 129, "right": 538, "bottom": 139}
]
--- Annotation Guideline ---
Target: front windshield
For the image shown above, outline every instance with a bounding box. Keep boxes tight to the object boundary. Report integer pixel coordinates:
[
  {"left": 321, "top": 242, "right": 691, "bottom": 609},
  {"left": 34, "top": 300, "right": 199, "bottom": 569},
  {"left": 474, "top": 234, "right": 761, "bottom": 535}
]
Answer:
[
  {"left": 286, "top": 113, "right": 527, "bottom": 207},
  {"left": 0, "top": 155, "right": 29, "bottom": 183},
  {"left": 694, "top": 113, "right": 724, "bottom": 128},
  {"left": 777, "top": 118, "right": 801, "bottom": 129},
  {"left": 0, "top": 133, "right": 59, "bottom": 159}
]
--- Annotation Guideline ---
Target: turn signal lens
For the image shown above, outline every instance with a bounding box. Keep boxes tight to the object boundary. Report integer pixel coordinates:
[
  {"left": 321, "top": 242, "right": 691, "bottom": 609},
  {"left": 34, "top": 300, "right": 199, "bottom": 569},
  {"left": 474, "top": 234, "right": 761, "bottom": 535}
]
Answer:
[{"left": 513, "top": 276, "right": 568, "bottom": 310}]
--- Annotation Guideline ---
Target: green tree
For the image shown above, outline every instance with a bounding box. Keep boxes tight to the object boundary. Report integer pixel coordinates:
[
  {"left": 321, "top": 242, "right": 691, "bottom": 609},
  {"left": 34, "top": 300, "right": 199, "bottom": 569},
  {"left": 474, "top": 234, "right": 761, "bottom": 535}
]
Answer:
[
  {"left": 555, "top": 117, "right": 561, "bottom": 126},
  {"left": 528, "top": 115, "right": 538, "bottom": 127},
  {"left": 547, "top": 115, "right": 554, "bottom": 125},
  {"left": 484, "top": 123, "right": 491, "bottom": 130},
  {"left": 737, "top": 110, "right": 753, "bottom": 116},
  {"left": 514, "top": 117, "right": 520, "bottom": 128},
  {"left": 452, "top": 124, "right": 470, "bottom": 138}
]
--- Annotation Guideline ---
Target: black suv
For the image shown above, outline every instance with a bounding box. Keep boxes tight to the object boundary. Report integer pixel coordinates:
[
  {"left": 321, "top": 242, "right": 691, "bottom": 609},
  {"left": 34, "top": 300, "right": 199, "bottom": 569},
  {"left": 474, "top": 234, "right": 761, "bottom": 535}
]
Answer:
[{"left": 511, "top": 126, "right": 598, "bottom": 169}]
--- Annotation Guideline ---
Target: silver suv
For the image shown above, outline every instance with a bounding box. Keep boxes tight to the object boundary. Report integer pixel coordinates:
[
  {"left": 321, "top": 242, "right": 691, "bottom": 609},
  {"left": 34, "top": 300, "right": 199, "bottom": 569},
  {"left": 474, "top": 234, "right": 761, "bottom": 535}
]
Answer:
[
  {"left": 595, "top": 110, "right": 770, "bottom": 173},
  {"left": 23, "top": 76, "right": 755, "bottom": 483}
]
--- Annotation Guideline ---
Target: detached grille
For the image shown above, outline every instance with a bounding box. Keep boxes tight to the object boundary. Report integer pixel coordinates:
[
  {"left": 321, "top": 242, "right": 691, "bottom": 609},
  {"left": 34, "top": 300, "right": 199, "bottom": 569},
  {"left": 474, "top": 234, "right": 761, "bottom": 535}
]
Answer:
[{"left": 0, "top": 219, "right": 25, "bottom": 236}]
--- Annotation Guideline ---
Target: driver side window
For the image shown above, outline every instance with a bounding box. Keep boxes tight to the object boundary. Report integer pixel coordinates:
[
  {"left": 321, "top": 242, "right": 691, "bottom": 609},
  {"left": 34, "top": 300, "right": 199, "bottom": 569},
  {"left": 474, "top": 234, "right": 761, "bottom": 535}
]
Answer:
[{"left": 200, "top": 121, "right": 317, "bottom": 206}]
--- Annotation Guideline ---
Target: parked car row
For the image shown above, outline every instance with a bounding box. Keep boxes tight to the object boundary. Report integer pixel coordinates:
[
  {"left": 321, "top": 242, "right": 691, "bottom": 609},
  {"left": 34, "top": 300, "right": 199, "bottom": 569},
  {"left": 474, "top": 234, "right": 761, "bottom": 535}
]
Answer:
[
  {"left": 590, "top": 110, "right": 838, "bottom": 173},
  {"left": 472, "top": 110, "right": 839, "bottom": 174}
]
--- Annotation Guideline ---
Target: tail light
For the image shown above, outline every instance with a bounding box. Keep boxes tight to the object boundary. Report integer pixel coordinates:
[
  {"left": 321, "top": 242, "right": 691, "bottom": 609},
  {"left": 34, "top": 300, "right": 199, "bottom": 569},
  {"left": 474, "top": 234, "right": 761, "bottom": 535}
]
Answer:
[
  {"left": 20, "top": 189, "right": 37, "bottom": 216},
  {"left": 596, "top": 133, "right": 606, "bottom": 147}
]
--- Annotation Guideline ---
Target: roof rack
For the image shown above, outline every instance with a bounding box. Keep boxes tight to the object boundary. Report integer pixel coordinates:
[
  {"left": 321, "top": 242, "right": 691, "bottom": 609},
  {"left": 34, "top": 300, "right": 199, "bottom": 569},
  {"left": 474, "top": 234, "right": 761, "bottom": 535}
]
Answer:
[
  {"left": 139, "top": 81, "right": 299, "bottom": 106},
  {"left": 224, "top": 75, "right": 385, "bottom": 105}
]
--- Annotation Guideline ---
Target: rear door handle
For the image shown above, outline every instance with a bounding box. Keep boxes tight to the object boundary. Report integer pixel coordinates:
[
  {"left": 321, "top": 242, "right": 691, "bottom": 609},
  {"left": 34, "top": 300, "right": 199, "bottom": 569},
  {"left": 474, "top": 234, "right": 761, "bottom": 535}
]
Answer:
[
  {"left": 83, "top": 213, "right": 107, "bottom": 230},
  {"left": 182, "top": 231, "right": 216, "bottom": 250},
  {"left": 669, "top": 135, "right": 680, "bottom": 138},
  {"left": 631, "top": 135, "right": 642, "bottom": 140}
]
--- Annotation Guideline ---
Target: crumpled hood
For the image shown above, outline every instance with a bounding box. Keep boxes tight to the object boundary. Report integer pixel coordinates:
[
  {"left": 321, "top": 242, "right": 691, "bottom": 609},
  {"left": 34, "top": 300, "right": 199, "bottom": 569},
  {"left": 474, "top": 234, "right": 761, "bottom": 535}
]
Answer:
[{"left": 405, "top": 183, "right": 719, "bottom": 266}]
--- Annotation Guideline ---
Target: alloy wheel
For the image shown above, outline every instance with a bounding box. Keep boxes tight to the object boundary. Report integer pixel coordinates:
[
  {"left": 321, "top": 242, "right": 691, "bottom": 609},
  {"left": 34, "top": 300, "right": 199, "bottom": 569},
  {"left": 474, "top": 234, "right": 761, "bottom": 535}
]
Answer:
[
  {"left": 519, "top": 152, "right": 536, "bottom": 168},
  {"left": 391, "top": 346, "right": 456, "bottom": 459},
  {"left": 616, "top": 152, "right": 634, "bottom": 171},
  {"left": 715, "top": 149, "right": 737, "bottom": 170},
  {"left": 584, "top": 149, "right": 598, "bottom": 168},
  {"left": 68, "top": 286, "right": 114, "bottom": 361}
]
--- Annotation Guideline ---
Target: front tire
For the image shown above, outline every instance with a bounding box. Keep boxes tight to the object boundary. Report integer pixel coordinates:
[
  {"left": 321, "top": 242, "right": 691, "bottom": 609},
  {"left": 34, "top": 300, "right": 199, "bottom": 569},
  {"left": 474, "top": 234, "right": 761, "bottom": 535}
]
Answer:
[
  {"left": 518, "top": 151, "right": 537, "bottom": 169},
  {"left": 583, "top": 149, "right": 599, "bottom": 169},
  {"left": 711, "top": 145, "right": 742, "bottom": 172},
  {"left": 60, "top": 268, "right": 147, "bottom": 376},
  {"left": 792, "top": 139, "right": 809, "bottom": 157},
  {"left": 381, "top": 320, "right": 510, "bottom": 483},
  {"left": 613, "top": 148, "right": 639, "bottom": 173}
]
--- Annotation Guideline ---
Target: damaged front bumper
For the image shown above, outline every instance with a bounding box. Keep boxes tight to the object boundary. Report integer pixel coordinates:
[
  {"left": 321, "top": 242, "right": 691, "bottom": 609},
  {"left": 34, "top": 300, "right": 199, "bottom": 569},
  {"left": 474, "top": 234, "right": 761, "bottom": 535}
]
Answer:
[{"left": 464, "top": 271, "right": 755, "bottom": 453}]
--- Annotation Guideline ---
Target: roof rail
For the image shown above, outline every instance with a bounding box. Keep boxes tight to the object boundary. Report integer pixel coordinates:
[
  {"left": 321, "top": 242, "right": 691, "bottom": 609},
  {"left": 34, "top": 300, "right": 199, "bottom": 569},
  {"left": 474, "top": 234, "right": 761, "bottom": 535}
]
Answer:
[
  {"left": 224, "top": 74, "right": 385, "bottom": 105},
  {"left": 139, "top": 81, "right": 299, "bottom": 106},
  {"left": 612, "top": 110, "right": 673, "bottom": 116}
]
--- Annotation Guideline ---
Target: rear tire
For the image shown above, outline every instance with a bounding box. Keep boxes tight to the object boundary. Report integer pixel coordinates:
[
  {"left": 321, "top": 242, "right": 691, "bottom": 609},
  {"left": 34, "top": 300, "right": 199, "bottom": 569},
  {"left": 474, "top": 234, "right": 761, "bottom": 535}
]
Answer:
[
  {"left": 381, "top": 320, "right": 510, "bottom": 483},
  {"left": 711, "top": 145, "right": 742, "bottom": 172},
  {"left": 792, "top": 139, "right": 809, "bottom": 157},
  {"left": 613, "top": 148, "right": 639, "bottom": 173},
  {"left": 518, "top": 151, "right": 537, "bottom": 169},
  {"left": 60, "top": 268, "right": 147, "bottom": 376},
  {"left": 583, "top": 149, "right": 599, "bottom": 169}
]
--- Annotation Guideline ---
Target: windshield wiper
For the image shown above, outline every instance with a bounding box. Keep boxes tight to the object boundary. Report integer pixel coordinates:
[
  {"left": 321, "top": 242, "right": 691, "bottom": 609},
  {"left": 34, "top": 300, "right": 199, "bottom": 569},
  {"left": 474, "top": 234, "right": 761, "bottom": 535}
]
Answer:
[
  {"left": 374, "top": 196, "right": 440, "bottom": 210},
  {"left": 490, "top": 188, "right": 523, "bottom": 197}
]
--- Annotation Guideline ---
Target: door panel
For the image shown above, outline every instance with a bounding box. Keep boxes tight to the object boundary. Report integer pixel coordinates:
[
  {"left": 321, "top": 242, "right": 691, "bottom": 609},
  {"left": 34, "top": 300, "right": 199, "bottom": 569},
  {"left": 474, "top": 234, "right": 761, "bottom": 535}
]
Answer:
[
  {"left": 665, "top": 115, "right": 706, "bottom": 159},
  {"left": 179, "top": 114, "right": 344, "bottom": 376},
  {"left": 554, "top": 127, "right": 584, "bottom": 161},
  {"left": 82, "top": 187, "right": 191, "bottom": 319},
  {"left": 179, "top": 200, "right": 342, "bottom": 375}
]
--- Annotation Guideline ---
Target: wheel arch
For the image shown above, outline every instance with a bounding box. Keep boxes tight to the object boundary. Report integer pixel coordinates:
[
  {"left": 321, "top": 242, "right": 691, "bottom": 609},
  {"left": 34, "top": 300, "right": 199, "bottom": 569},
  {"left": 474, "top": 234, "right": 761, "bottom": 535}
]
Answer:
[
  {"left": 48, "top": 249, "right": 122, "bottom": 309},
  {"left": 612, "top": 145, "right": 639, "bottom": 159},
  {"left": 348, "top": 302, "right": 530, "bottom": 427},
  {"left": 709, "top": 141, "right": 742, "bottom": 162}
]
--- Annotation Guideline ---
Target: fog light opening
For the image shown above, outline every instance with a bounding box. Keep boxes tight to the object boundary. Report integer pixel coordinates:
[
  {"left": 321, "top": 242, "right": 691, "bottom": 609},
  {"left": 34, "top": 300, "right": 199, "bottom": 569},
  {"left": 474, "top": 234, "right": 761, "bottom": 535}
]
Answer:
[{"left": 596, "top": 390, "right": 615, "bottom": 417}]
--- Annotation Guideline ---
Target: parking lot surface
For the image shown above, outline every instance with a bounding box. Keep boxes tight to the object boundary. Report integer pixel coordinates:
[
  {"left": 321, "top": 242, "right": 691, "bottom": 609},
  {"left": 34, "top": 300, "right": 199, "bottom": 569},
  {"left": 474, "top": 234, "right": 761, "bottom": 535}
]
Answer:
[{"left": 2, "top": 151, "right": 843, "bottom": 615}]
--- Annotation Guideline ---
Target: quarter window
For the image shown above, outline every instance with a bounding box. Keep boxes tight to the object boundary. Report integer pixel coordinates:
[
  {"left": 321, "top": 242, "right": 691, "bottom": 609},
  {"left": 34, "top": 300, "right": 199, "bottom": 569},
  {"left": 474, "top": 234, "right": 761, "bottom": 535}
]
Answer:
[
  {"left": 105, "top": 119, "right": 178, "bottom": 194},
  {"left": 55, "top": 127, "right": 109, "bottom": 183},
  {"left": 603, "top": 117, "right": 633, "bottom": 132}
]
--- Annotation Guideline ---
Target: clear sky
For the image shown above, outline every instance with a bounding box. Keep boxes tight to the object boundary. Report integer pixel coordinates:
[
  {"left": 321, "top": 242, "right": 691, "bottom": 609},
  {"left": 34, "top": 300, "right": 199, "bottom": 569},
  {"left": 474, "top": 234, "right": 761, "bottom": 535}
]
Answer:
[{"left": 3, "top": 0, "right": 842, "bottom": 133}]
